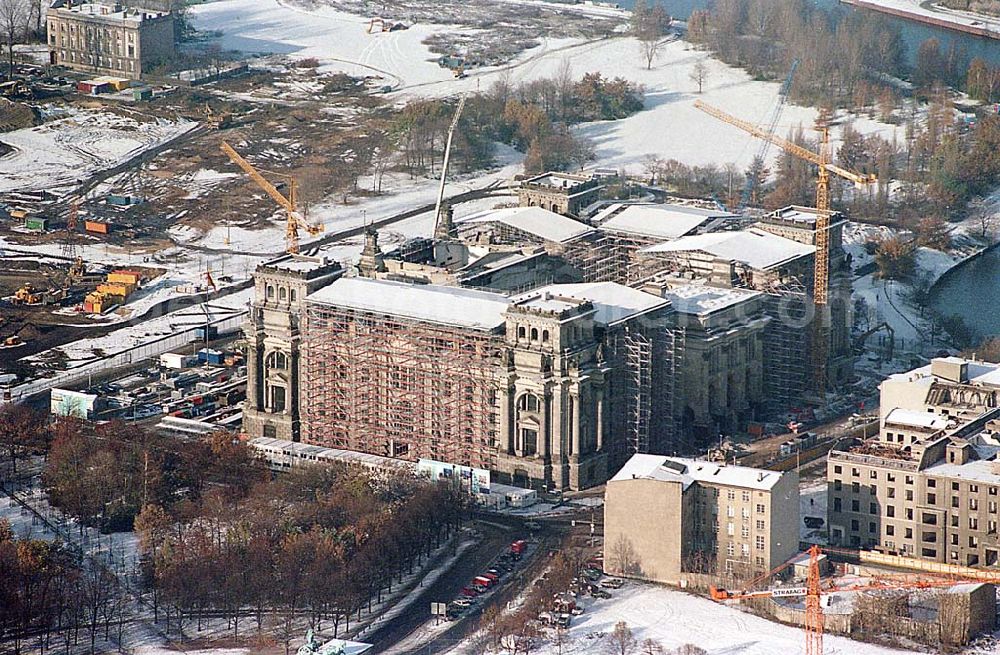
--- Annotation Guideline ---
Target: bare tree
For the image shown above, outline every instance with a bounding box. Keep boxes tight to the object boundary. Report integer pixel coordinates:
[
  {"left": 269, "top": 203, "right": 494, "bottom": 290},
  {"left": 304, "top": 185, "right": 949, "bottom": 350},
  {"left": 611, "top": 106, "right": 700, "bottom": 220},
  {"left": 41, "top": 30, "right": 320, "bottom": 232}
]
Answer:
[
  {"left": 610, "top": 533, "right": 640, "bottom": 576},
  {"left": 0, "top": 0, "right": 26, "bottom": 80},
  {"left": 642, "top": 638, "right": 666, "bottom": 655},
  {"left": 632, "top": 0, "right": 670, "bottom": 70},
  {"left": 689, "top": 60, "right": 709, "bottom": 93},
  {"left": 673, "top": 645, "right": 708, "bottom": 655},
  {"left": 606, "top": 621, "right": 637, "bottom": 655}
]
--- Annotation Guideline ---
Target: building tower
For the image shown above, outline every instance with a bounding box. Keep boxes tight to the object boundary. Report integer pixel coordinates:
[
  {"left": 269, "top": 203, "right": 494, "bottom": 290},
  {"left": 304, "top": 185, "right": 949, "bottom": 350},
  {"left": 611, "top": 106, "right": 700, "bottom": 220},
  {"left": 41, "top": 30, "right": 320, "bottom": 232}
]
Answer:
[{"left": 243, "top": 254, "right": 343, "bottom": 440}]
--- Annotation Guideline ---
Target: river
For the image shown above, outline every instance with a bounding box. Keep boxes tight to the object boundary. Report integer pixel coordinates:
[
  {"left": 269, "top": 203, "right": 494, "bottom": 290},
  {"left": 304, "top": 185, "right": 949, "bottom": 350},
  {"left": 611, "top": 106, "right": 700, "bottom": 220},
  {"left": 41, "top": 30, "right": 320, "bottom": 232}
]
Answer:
[
  {"left": 615, "top": 0, "right": 1000, "bottom": 67},
  {"left": 930, "top": 246, "right": 1000, "bottom": 340}
]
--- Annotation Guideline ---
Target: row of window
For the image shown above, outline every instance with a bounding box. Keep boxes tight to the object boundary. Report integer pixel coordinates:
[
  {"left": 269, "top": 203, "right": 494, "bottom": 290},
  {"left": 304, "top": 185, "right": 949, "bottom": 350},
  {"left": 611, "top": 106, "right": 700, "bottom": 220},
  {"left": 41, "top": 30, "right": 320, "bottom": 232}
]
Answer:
[
  {"left": 56, "top": 50, "right": 136, "bottom": 72},
  {"left": 832, "top": 465, "right": 998, "bottom": 495},
  {"left": 266, "top": 284, "right": 297, "bottom": 302}
]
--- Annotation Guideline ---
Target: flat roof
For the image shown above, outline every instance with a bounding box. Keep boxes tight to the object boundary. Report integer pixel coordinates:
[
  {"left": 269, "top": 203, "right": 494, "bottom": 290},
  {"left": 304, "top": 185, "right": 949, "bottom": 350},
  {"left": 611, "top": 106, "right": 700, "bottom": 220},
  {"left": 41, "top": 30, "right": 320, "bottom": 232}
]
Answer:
[
  {"left": 524, "top": 282, "right": 670, "bottom": 326},
  {"left": 596, "top": 203, "right": 735, "bottom": 241},
  {"left": 641, "top": 228, "right": 815, "bottom": 270},
  {"left": 610, "top": 454, "right": 784, "bottom": 491},
  {"left": 884, "top": 408, "right": 951, "bottom": 431},
  {"left": 461, "top": 206, "right": 595, "bottom": 243},
  {"left": 52, "top": 2, "right": 168, "bottom": 19},
  {"left": 664, "top": 283, "right": 761, "bottom": 316},
  {"left": 923, "top": 445, "right": 1000, "bottom": 484},
  {"left": 261, "top": 253, "right": 334, "bottom": 274},
  {"left": 307, "top": 278, "right": 510, "bottom": 331}
]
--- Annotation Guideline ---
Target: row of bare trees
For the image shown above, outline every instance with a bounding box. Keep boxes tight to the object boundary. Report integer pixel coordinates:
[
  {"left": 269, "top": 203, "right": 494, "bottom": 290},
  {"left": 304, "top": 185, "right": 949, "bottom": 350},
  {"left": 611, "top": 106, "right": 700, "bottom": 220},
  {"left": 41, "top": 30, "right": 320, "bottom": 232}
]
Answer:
[
  {"left": 0, "top": 521, "right": 127, "bottom": 655},
  {"left": 135, "top": 465, "right": 466, "bottom": 644}
]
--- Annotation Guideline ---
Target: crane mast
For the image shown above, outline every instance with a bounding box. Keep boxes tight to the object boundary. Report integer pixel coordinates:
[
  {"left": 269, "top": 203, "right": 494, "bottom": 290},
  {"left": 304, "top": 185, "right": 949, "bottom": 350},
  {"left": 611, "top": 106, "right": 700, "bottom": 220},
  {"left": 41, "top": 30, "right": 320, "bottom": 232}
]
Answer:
[
  {"left": 220, "top": 141, "right": 322, "bottom": 254},
  {"left": 692, "top": 99, "right": 876, "bottom": 396},
  {"left": 433, "top": 94, "right": 467, "bottom": 239}
]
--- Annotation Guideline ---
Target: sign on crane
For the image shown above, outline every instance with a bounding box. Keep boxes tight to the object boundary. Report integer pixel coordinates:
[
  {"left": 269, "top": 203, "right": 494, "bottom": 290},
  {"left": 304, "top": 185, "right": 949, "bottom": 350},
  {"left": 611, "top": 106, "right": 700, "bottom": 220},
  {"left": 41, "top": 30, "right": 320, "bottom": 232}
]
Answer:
[{"left": 219, "top": 141, "right": 324, "bottom": 254}]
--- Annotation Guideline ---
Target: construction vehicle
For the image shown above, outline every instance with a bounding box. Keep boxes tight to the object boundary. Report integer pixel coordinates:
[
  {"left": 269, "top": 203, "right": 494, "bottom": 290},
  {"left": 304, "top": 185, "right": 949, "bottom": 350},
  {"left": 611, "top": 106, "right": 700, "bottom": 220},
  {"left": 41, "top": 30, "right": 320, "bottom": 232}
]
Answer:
[
  {"left": 710, "top": 544, "right": 1000, "bottom": 655},
  {"left": 3, "top": 335, "right": 23, "bottom": 348},
  {"left": 694, "top": 99, "right": 877, "bottom": 397},
  {"left": 204, "top": 103, "right": 232, "bottom": 129},
  {"left": 12, "top": 284, "right": 43, "bottom": 305},
  {"left": 367, "top": 17, "right": 386, "bottom": 33},
  {"left": 220, "top": 141, "right": 323, "bottom": 254},
  {"left": 432, "top": 94, "right": 467, "bottom": 239}
]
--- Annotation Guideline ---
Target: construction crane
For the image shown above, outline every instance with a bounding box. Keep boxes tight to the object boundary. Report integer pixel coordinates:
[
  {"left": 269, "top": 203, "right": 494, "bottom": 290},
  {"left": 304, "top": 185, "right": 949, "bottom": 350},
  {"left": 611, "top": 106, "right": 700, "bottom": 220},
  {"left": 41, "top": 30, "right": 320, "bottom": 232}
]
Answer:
[
  {"left": 432, "top": 94, "right": 467, "bottom": 240},
  {"left": 693, "top": 99, "right": 876, "bottom": 396},
  {"left": 219, "top": 141, "right": 323, "bottom": 254},
  {"left": 711, "top": 544, "right": 999, "bottom": 655},
  {"left": 740, "top": 60, "right": 798, "bottom": 210}
]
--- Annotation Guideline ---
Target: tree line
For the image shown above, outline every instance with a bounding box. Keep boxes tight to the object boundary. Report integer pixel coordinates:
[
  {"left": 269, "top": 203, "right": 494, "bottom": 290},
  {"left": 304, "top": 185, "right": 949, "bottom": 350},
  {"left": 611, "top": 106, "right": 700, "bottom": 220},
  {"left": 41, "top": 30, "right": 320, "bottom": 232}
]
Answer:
[
  {"left": 387, "top": 69, "right": 644, "bottom": 178},
  {"left": 135, "top": 464, "right": 466, "bottom": 647}
]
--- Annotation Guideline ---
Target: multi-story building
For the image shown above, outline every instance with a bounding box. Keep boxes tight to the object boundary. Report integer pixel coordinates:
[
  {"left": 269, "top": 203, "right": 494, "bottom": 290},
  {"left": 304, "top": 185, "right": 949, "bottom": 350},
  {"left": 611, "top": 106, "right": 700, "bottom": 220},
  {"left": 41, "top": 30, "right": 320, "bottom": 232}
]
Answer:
[
  {"left": 242, "top": 254, "right": 344, "bottom": 441},
  {"left": 604, "top": 454, "right": 799, "bottom": 583},
  {"left": 46, "top": 0, "right": 175, "bottom": 79},
  {"left": 827, "top": 357, "right": 1000, "bottom": 567}
]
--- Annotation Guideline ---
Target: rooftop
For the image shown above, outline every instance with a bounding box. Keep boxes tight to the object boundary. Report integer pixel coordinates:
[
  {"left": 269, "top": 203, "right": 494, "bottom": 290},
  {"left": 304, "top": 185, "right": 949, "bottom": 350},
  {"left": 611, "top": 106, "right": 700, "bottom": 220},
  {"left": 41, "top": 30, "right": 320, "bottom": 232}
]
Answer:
[
  {"left": 307, "top": 278, "right": 510, "bottom": 331},
  {"left": 595, "top": 203, "right": 735, "bottom": 241},
  {"left": 610, "top": 454, "right": 785, "bottom": 491},
  {"left": 923, "top": 445, "right": 1000, "bottom": 484},
  {"left": 521, "top": 172, "right": 592, "bottom": 189},
  {"left": 50, "top": 1, "right": 169, "bottom": 20},
  {"left": 523, "top": 282, "right": 670, "bottom": 326},
  {"left": 260, "top": 253, "right": 338, "bottom": 276},
  {"left": 641, "top": 228, "right": 815, "bottom": 270},
  {"left": 884, "top": 408, "right": 952, "bottom": 431},
  {"left": 663, "top": 283, "right": 761, "bottom": 316},
  {"left": 888, "top": 358, "right": 1000, "bottom": 388},
  {"left": 460, "top": 206, "right": 595, "bottom": 244},
  {"left": 762, "top": 205, "right": 843, "bottom": 228}
]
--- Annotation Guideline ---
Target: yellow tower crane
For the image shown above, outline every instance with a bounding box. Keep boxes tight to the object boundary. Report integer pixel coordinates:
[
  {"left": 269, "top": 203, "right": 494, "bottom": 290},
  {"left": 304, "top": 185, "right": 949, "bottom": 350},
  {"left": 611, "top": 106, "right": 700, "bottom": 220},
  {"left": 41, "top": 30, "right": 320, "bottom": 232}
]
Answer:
[
  {"left": 219, "top": 141, "right": 324, "bottom": 254},
  {"left": 693, "top": 99, "right": 877, "bottom": 395}
]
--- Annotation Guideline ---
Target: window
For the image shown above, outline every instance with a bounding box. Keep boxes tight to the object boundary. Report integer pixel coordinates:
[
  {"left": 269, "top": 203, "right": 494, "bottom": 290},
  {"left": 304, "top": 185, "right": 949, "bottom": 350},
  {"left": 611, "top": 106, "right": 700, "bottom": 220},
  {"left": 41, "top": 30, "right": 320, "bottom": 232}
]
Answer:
[
  {"left": 727, "top": 505, "right": 734, "bottom": 518},
  {"left": 742, "top": 491, "right": 751, "bottom": 502},
  {"left": 927, "top": 493, "right": 936, "bottom": 505},
  {"left": 852, "top": 500, "right": 860, "bottom": 512},
  {"left": 756, "top": 503, "right": 765, "bottom": 514},
  {"left": 742, "top": 507, "right": 750, "bottom": 519},
  {"left": 953, "top": 482, "right": 960, "bottom": 491},
  {"left": 727, "top": 490, "right": 736, "bottom": 500},
  {"left": 928, "top": 479, "right": 936, "bottom": 488},
  {"left": 852, "top": 482, "right": 860, "bottom": 493},
  {"left": 951, "top": 534, "right": 959, "bottom": 545},
  {"left": 888, "top": 487, "right": 896, "bottom": 498},
  {"left": 952, "top": 496, "right": 960, "bottom": 508},
  {"left": 971, "top": 485, "right": 980, "bottom": 493},
  {"left": 290, "top": 289, "right": 296, "bottom": 302},
  {"left": 266, "top": 351, "right": 288, "bottom": 371},
  {"left": 906, "top": 490, "right": 914, "bottom": 501},
  {"left": 969, "top": 535, "right": 979, "bottom": 548},
  {"left": 834, "top": 465, "right": 843, "bottom": 474},
  {"left": 923, "top": 512, "right": 937, "bottom": 525},
  {"left": 834, "top": 480, "right": 842, "bottom": 491},
  {"left": 905, "top": 528, "right": 913, "bottom": 539},
  {"left": 530, "top": 328, "right": 538, "bottom": 341},
  {"left": 520, "top": 428, "right": 537, "bottom": 455},
  {"left": 741, "top": 543, "right": 750, "bottom": 556},
  {"left": 906, "top": 508, "right": 914, "bottom": 520},
  {"left": 541, "top": 329, "right": 549, "bottom": 343},
  {"left": 517, "top": 394, "right": 540, "bottom": 412},
  {"left": 906, "top": 475, "right": 914, "bottom": 485},
  {"left": 756, "top": 519, "right": 765, "bottom": 530},
  {"left": 517, "top": 326, "right": 526, "bottom": 339},
  {"left": 852, "top": 468, "right": 860, "bottom": 477},
  {"left": 727, "top": 542, "right": 735, "bottom": 556},
  {"left": 970, "top": 517, "right": 979, "bottom": 530},
  {"left": 741, "top": 525, "right": 749, "bottom": 538},
  {"left": 851, "top": 520, "right": 859, "bottom": 531},
  {"left": 887, "top": 473, "right": 896, "bottom": 483},
  {"left": 727, "top": 522, "right": 734, "bottom": 536},
  {"left": 834, "top": 498, "right": 842, "bottom": 512},
  {"left": 266, "top": 285, "right": 274, "bottom": 299},
  {"left": 755, "top": 535, "right": 765, "bottom": 551},
  {"left": 887, "top": 505, "right": 895, "bottom": 517},
  {"left": 869, "top": 522, "right": 877, "bottom": 534},
  {"left": 269, "top": 385, "right": 286, "bottom": 413},
  {"left": 922, "top": 548, "right": 937, "bottom": 558},
  {"left": 870, "top": 503, "right": 877, "bottom": 514},
  {"left": 990, "top": 501, "right": 998, "bottom": 514},
  {"left": 886, "top": 525, "right": 895, "bottom": 536},
  {"left": 970, "top": 498, "right": 979, "bottom": 511},
  {"left": 870, "top": 470, "right": 878, "bottom": 479}
]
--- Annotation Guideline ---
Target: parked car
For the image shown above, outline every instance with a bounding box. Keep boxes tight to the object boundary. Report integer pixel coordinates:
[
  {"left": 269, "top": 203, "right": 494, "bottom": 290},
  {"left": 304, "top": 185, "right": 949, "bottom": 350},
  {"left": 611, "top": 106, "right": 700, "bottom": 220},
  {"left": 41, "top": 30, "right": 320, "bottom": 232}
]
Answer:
[
  {"left": 460, "top": 587, "right": 479, "bottom": 597},
  {"left": 591, "top": 588, "right": 611, "bottom": 599},
  {"left": 601, "top": 578, "right": 625, "bottom": 589},
  {"left": 453, "top": 598, "right": 475, "bottom": 608}
]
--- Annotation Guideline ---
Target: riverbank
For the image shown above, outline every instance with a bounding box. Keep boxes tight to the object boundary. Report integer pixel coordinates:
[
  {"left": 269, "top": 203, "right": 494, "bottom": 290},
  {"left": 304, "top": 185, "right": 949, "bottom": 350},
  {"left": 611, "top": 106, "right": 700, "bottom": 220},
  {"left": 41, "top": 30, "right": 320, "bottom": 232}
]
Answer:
[{"left": 840, "top": 0, "right": 1000, "bottom": 40}]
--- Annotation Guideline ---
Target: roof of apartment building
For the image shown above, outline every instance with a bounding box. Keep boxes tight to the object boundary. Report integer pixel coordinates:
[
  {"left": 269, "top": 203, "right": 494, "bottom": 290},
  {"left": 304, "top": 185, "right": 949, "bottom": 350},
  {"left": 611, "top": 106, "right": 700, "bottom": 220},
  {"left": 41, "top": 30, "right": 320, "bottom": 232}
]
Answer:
[
  {"left": 306, "top": 277, "right": 510, "bottom": 330},
  {"left": 50, "top": 1, "right": 169, "bottom": 20},
  {"left": 460, "top": 206, "right": 595, "bottom": 243},
  {"left": 923, "top": 443, "right": 1000, "bottom": 483},
  {"left": 887, "top": 357, "right": 1000, "bottom": 388},
  {"left": 883, "top": 408, "right": 953, "bottom": 431},
  {"left": 523, "top": 282, "right": 670, "bottom": 326},
  {"left": 593, "top": 203, "right": 736, "bottom": 241},
  {"left": 663, "top": 283, "right": 761, "bottom": 317},
  {"left": 611, "top": 454, "right": 785, "bottom": 491},
  {"left": 641, "top": 228, "right": 815, "bottom": 270}
]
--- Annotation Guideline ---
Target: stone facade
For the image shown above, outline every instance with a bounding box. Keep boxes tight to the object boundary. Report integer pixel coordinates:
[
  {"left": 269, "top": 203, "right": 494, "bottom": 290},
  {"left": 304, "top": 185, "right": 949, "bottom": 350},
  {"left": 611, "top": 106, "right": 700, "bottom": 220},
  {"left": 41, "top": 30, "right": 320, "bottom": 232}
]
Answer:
[
  {"left": 604, "top": 455, "right": 799, "bottom": 584},
  {"left": 828, "top": 357, "right": 1000, "bottom": 567},
  {"left": 46, "top": 1, "right": 174, "bottom": 79},
  {"left": 516, "top": 172, "right": 601, "bottom": 217},
  {"left": 242, "top": 254, "right": 343, "bottom": 442}
]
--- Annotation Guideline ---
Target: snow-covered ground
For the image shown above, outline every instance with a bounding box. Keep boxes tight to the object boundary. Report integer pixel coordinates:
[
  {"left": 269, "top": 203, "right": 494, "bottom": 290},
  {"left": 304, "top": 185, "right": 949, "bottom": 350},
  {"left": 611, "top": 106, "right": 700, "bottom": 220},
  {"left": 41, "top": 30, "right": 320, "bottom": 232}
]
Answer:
[
  {"left": 445, "top": 579, "right": 920, "bottom": 655},
  {"left": 191, "top": 0, "right": 904, "bottom": 175},
  {"left": 0, "top": 106, "right": 196, "bottom": 196}
]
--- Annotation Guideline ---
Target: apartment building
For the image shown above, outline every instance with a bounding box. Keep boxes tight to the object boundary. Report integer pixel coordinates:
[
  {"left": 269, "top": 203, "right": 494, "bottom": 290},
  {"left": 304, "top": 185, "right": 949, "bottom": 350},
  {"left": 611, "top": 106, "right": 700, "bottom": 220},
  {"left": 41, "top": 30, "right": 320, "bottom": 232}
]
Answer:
[
  {"left": 828, "top": 357, "right": 1000, "bottom": 567},
  {"left": 605, "top": 454, "right": 799, "bottom": 584},
  {"left": 47, "top": 0, "right": 175, "bottom": 79}
]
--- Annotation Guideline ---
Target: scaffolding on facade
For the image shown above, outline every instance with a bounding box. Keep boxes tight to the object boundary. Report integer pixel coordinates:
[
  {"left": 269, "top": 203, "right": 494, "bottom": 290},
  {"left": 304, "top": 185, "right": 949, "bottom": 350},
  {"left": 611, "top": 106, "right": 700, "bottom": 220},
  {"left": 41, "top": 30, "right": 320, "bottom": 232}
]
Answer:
[
  {"left": 301, "top": 303, "right": 506, "bottom": 470},
  {"left": 758, "top": 278, "right": 811, "bottom": 414}
]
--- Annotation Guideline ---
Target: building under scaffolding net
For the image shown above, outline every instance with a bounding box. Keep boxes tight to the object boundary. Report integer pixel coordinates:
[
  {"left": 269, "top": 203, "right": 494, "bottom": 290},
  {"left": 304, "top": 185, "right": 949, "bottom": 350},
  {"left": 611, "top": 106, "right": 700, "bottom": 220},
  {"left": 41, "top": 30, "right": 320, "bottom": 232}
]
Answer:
[{"left": 302, "top": 279, "right": 508, "bottom": 470}]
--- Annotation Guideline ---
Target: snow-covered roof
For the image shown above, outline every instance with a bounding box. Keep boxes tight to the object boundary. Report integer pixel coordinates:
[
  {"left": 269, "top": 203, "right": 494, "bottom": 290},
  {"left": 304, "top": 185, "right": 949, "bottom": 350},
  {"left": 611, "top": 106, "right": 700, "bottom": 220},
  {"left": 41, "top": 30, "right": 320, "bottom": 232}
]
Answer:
[
  {"left": 523, "top": 282, "right": 670, "bottom": 326},
  {"left": 889, "top": 358, "right": 1000, "bottom": 387},
  {"left": 641, "top": 228, "right": 815, "bottom": 270},
  {"left": 262, "top": 253, "right": 334, "bottom": 274},
  {"left": 664, "top": 283, "right": 761, "bottom": 316},
  {"left": 596, "top": 203, "right": 735, "bottom": 241},
  {"left": 306, "top": 278, "right": 510, "bottom": 331},
  {"left": 610, "top": 454, "right": 785, "bottom": 491},
  {"left": 884, "top": 408, "right": 951, "bottom": 431},
  {"left": 461, "top": 206, "right": 595, "bottom": 243},
  {"left": 923, "top": 445, "right": 1000, "bottom": 484}
]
